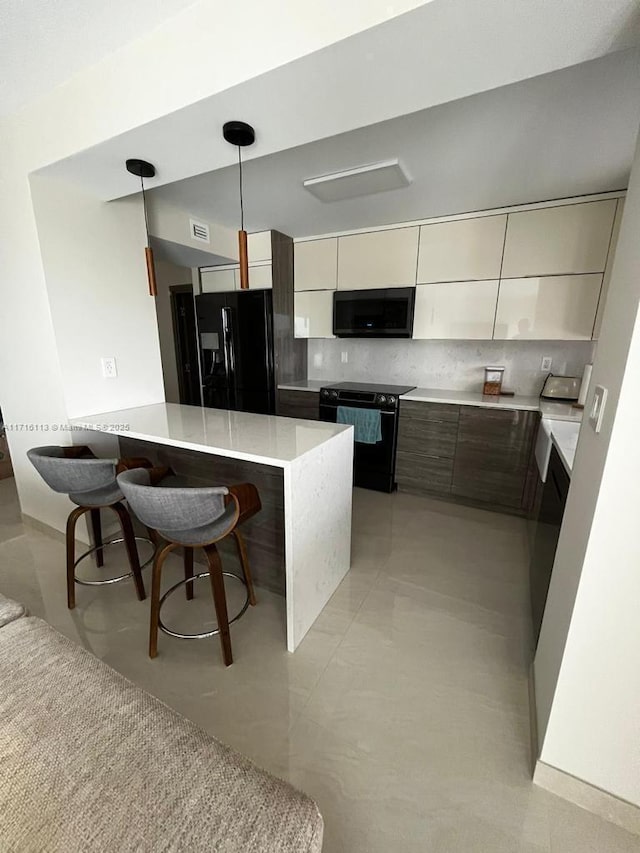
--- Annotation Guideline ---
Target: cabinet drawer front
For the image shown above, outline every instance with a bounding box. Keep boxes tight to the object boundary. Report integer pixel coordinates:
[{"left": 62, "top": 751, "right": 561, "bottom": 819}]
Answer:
[
  {"left": 400, "top": 400, "right": 460, "bottom": 423},
  {"left": 456, "top": 407, "right": 536, "bottom": 467},
  {"left": 277, "top": 390, "right": 320, "bottom": 420},
  {"left": 398, "top": 417, "right": 457, "bottom": 458},
  {"left": 396, "top": 450, "right": 453, "bottom": 495}
]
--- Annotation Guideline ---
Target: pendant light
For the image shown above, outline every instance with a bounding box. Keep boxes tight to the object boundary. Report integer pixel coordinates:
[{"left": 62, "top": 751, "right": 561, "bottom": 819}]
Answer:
[
  {"left": 126, "top": 158, "right": 157, "bottom": 297},
  {"left": 223, "top": 121, "right": 255, "bottom": 290}
]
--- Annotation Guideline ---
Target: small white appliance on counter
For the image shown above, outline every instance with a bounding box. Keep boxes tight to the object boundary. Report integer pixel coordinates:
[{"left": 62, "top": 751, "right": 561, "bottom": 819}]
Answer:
[{"left": 540, "top": 374, "right": 580, "bottom": 402}]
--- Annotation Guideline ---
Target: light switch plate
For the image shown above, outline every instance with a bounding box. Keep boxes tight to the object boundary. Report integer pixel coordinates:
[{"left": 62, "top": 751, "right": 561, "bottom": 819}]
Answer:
[
  {"left": 589, "top": 384, "right": 607, "bottom": 433},
  {"left": 101, "top": 357, "right": 117, "bottom": 379}
]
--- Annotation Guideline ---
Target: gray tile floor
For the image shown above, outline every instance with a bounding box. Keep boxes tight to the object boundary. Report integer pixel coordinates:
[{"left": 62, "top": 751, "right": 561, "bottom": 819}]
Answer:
[{"left": 1, "top": 477, "right": 638, "bottom": 852}]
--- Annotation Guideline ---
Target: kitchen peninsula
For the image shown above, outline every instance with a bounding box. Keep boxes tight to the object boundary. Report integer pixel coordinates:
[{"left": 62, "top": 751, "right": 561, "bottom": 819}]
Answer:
[{"left": 70, "top": 403, "right": 354, "bottom": 651}]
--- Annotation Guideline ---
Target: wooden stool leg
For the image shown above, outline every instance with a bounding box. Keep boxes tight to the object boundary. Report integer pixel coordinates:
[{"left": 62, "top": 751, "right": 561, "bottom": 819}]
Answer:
[
  {"left": 204, "top": 543, "right": 233, "bottom": 666},
  {"left": 184, "top": 547, "right": 194, "bottom": 601},
  {"left": 149, "top": 542, "right": 174, "bottom": 659},
  {"left": 111, "top": 502, "right": 145, "bottom": 601},
  {"left": 66, "top": 506, "right": 88, "bottom": 610},
  {"left": 232, "top": 529, "right": 256, "bottom": 606},
  {"left": 90, "top": 508, "right": 104, "bottom": 568}
]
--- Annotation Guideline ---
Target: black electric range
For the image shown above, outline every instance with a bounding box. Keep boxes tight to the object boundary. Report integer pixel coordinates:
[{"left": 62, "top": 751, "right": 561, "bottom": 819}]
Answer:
[{"left": 319, "top": 381, "right": 415, "bottom": 492}]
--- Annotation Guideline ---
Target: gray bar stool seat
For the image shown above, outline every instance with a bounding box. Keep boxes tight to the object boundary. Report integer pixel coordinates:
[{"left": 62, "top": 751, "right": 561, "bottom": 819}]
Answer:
[
  {"left": 117, "top": 468, "right": 260, "bottom": 667},
  {"left": 27, "top": 446, "right": 152, "bottom": 608}
]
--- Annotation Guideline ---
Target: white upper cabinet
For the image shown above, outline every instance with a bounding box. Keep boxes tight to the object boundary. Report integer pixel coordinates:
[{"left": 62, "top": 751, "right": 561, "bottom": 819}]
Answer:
[
  {"left": 494, "top": 274, "right": 602, "bottom": 340},
  {"left": 246, "top": 263, "right": 272, "bottom": 290},
  {"left": 337, "top": 227, "right": 419, "bottom": 290},
  {"left": 248, "top": 231, "right": 272, "bottom": 263},
  {"left": 294, "top": 290, "right": 334, "bottom": 338},
  {"left": 413, "top": 281, "right": 499, "bottom": 340},
  {"left": 294, "top": 238, "right": 338, "bottom": 291},
  {"left": 501, "top": 200, "right": 617, "bottom": 278},
  {"left": 417, "top": 215, "right": 506, "bottom": 283},
  {"left": 593, "top": 199, "right": 624, "bottom": 340},
  {"left": 200, "top": 263, "right": 272, "bottom": 292},
  {"left": 200, "top": 267, "right": 236, "bottom": 293}
]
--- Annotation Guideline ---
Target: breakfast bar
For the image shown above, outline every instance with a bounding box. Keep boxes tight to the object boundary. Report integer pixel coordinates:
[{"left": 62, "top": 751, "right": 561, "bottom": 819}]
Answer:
[{"left": 70, "top": 403, "right": 354, "bottom": 651}]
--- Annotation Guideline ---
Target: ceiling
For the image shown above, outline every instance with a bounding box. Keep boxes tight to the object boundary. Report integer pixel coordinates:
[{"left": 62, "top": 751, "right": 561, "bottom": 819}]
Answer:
[
  {"left": 149, "top": 49, "right": 640, "bottom": 238},
  {"left": 38, "top": 0, "right": 640, "bottom": 203},
  {"left": 0, "top": 0, "right": 197, "bottom": 117}
]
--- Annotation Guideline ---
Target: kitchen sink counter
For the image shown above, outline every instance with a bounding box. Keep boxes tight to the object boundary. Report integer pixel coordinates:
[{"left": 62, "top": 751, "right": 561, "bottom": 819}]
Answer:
[
  {"left": 547, "top": 419, "right": 581, "bottom": 474},
  {"left": 70, "top": 403, "right": 353, "bottom": 652},
  {"left": 539, "top": 400, "right": 583, "bottom": 422}
]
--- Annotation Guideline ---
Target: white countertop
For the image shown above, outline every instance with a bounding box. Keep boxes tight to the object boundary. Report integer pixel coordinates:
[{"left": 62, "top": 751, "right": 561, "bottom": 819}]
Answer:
[
  {"left": 401, "top": 387, "right": 541, "bottom": 411},
  {"left": 277, "top": 380, "right": 331, "bottom": 393},
  {"left": 70, "top": 403, "right": 351, "bottom": 468},
  {"left": 538, "top": 400, "right": 583, "bottom": 423},
  {"left": 548, "top": 419, "right": 581, "bottom": 474},
  {"left": 281, "top": 381, "right": 584, "bottom": 421}
]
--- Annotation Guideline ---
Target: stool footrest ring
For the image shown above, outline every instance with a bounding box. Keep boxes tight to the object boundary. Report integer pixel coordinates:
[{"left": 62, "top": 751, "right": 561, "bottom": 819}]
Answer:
[
  {"left": 74, "top": 537, "right": 153, "bottom": 586},
  {"left": 158, "top": 571, "right": 250, "bottom": 639}
]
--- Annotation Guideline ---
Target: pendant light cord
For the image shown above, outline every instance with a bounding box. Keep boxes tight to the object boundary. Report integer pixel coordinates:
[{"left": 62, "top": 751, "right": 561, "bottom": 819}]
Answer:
[
  {"left": 238, "top": 146, "right": 245, "bottom": 231},
  {"left": 140, "top": 175, "right": 150, "bottom": 247}
]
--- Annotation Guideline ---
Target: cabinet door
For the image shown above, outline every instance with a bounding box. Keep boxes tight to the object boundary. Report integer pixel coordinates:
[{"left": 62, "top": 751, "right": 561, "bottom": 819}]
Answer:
[
  {"left": 294, "top": 290, "right": 335, "bottom": 338},
  {"left": 277, "top": 390, "right": 320, "bottom": 420},
  {"left": 417, "top": 215, "right": 506, "bottom": 283},
  {"left": 494, "top": 274, "right": 601, "bottom": 340},
  {"left": 200, "top": 267, "right": 236, "bottom": 293},
  {"left": 593, "top": 199, "right": 624, "bottom": 340},
  {"left": 247, "top": 263, "right": 272, "bottom": 290},
  {"left": 501, "top": 200, "right": 616, "bottom": 278},
  {"left": 413, "top": 280, "right": 498, "bottom": 340},
  {"left": 294, "top": 239, "right": 338, "bottom": 291},
  {"left": 248, "top": 231, "right": 272, "bottom": 263},
  {"left": 337, "top": 227, "right": 419, "bottom": 290},
  {"left": 452, "top": 407, "right": 537, "bottom": 509}
]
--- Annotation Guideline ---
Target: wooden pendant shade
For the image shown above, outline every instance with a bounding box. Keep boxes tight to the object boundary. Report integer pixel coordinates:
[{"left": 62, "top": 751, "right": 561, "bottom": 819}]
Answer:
[{"left": 223, "top": 122, "right": 255, "bottom": 290}]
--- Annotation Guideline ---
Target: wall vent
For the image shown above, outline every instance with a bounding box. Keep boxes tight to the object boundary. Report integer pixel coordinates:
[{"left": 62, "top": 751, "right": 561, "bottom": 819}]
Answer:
[{"left": 190, "top": 218, "right": 210, "bottom": 244}]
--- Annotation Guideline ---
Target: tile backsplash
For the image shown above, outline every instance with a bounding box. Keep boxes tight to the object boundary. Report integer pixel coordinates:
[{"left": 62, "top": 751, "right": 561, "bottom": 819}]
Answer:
[{"left": 307, "top": 339, "right": 596, "bottom": 396}]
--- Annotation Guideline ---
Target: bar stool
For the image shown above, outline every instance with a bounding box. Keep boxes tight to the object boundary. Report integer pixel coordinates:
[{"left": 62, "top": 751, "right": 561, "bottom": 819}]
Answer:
[
  {"left": 27, "top": 446, "right": 152, "bottom": 609},
  {"left": 116, "top": 468, "right": 260, "bottom": 666}
]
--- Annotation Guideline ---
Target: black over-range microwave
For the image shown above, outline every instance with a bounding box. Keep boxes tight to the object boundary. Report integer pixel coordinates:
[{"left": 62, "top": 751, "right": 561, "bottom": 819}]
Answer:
[{"left": 333, "top": 288, "right": 415, "bottom": 338}]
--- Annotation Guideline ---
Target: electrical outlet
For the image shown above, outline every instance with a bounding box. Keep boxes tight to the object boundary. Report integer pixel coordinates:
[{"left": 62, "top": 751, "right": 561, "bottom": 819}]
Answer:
[
  {"left": 341, "top": 351, "right": 349, "bottom": 364},
  {"left": 101, "top": 357, "right": 117, "bottom": 379},
  {"left": 541, "top": 356, "right": 553, "bottom": 372}
]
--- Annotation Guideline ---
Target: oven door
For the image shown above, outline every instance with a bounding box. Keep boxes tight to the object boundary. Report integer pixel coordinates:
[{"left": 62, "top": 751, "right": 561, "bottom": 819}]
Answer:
[{"left": 319, "top": 402, "right": 399, "bottom": 492}]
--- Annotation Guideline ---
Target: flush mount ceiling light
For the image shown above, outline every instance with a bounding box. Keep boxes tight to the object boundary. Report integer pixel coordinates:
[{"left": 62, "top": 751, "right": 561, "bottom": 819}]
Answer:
[
  {"left": 223, "top": 120, "right": 255, "bottom": 290},
  {"left": 126, "top": 158, "right": 157, "bottom": 297},
  {"left": 302, "top": 158, "right": 411, "bottom": 203}
]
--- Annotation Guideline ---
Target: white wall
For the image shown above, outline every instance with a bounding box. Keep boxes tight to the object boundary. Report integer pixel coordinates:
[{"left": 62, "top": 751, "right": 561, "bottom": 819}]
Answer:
[
  {"left": 308, "top": 338, "right": 594, "bottom": 396},
  {"left": 30, "top": 175, "right": 165, "bottom": 419},
  {"left": 534, "top": 128, "right": 640, "bottom": 805}
]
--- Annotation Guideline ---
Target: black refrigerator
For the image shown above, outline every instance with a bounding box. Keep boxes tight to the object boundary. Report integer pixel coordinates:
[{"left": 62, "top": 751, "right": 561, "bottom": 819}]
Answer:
[{"left": 195, "top": 290, "right": 276, "bottom": 415}]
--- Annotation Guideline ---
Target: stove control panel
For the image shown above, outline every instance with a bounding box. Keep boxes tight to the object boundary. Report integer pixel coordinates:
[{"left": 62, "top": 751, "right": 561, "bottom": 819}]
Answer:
[{"left": 320, "top": 388, "right": 399, "bottom": 409}]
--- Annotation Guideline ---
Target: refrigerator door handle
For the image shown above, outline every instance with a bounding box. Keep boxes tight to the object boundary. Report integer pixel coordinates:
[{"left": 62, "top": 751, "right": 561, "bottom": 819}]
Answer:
[{"left": 221, "top": 306, "right": 236, "bottom": 403}]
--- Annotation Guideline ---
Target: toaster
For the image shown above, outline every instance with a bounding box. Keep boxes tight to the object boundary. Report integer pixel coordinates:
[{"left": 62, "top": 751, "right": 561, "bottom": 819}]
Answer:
[{"left": 540, "top": 374, "right": 580, "bottom": 401}]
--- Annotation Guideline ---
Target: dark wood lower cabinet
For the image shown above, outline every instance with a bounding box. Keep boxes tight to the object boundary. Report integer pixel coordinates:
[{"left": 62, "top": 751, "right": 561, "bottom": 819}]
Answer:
[
  {"left": 452, "top": 407, "right": 538, "bottom": 510},
  {"left": 396, "top": 400, "right": 539, "bottom": 515},
  {"left": 276, "top": 389, "right": 320, "bottom": 420}
]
